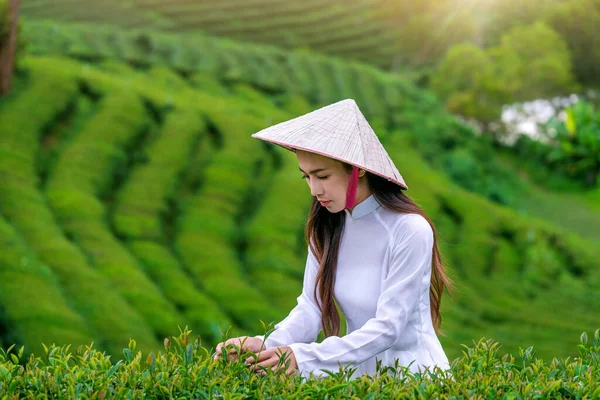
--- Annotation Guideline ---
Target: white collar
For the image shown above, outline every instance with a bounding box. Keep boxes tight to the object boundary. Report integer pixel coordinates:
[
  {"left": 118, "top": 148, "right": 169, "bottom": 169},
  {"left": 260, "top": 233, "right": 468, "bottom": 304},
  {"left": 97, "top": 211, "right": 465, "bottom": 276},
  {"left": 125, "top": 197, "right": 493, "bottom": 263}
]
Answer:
[{"left": 344, "top": 194, "right": 381, "bottom": 220}]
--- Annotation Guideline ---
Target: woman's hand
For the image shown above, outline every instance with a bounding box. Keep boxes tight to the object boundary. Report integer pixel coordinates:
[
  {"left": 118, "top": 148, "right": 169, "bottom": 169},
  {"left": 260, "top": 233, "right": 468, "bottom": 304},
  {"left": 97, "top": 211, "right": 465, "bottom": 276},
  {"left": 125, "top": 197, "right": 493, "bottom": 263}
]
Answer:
[
  {"left": 214, "top": 336, "right": 265, "bottom": 362},
  {"left": 244, "top": 346, "right": 298, "bottom": 376}
]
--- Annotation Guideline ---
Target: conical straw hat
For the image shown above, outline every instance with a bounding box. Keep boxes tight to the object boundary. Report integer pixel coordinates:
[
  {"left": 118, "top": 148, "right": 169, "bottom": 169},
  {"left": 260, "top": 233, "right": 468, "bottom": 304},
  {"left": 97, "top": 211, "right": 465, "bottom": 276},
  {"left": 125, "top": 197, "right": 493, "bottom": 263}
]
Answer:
[{"left": 251, "top": 98, "right": 408, "bottom": 190}]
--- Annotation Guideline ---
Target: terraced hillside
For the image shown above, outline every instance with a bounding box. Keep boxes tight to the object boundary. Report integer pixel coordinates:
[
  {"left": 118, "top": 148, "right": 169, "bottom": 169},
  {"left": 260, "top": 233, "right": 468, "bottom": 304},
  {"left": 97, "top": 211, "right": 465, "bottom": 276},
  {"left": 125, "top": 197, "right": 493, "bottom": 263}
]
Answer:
[
  {"left": 1, "top": 21, "right": 599, "bottom": 363},
  {"left": 19, "top": 0, "right": 465, "bottom": 70}
]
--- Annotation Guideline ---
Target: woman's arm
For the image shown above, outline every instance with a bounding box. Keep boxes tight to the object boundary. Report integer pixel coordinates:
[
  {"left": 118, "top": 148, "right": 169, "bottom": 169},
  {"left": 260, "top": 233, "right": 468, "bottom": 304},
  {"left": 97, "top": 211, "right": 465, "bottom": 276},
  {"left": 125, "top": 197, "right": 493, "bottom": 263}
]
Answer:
[
  {"left": 253, "top": 245, "right": 323, "bottom": 348},
  {"left": 287, "top": 217, "right": 434, "bottom": 377}
]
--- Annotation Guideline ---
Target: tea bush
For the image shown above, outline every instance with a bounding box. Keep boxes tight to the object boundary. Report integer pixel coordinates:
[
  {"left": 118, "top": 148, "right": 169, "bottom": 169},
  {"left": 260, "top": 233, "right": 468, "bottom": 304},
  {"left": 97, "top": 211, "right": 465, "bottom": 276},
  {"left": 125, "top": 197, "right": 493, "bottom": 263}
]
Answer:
[
  {"left": 0, "top": 327, "right": 598, "bottom": 399},
  {"left": 18, "top": 20, "right": 534, "bottom": 209},
  {"left": 512, "top": 100, "right": 600, "bottom": 189},
  {"left": 1, "top": 45, "right": 599, "bottom": 365},
  {"left": 0, "top": 63, "right": 160, "bottom": 357},
  {"left": 20, "top": 0, "right": 397, "bottom": 68}
]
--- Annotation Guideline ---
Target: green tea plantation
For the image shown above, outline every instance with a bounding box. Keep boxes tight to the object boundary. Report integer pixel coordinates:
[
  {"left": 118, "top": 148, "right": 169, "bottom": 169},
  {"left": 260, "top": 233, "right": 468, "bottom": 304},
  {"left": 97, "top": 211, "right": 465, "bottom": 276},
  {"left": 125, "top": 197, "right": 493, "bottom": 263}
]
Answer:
[
  {"left": 0, "top": 328, "right": 599, "bottom": 398},
  {"left": 0, "top": 18, "right": 599, "bottom": 398},
  {"left": 19, "top": 0, "right": 468, "bottom": 70}
]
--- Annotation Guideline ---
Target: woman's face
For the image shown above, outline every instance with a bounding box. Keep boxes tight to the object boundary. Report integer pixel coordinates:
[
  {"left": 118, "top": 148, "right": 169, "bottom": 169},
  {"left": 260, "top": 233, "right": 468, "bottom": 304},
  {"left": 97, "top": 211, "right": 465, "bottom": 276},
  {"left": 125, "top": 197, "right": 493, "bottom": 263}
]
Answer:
[{"left": 296, "top": 150, "right": 354, "bottom": 213}]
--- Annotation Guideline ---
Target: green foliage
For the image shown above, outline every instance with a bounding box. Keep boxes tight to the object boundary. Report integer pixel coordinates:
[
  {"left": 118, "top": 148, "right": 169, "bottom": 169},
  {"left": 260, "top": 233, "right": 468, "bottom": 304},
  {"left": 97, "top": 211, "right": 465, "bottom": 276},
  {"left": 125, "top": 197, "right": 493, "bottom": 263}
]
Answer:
[
  {"left": 128, "top": 241, "right": 235, "bottom": 343},
  {"left": 479, "top": 0, "right": 560, "bottom": 47},
  {"left": 439, "top": 147, "right": 515, "bottom": 206},
  {"left": 375, "top": 0, "right": 477, "bottom": 68},
  {"left": 112, "top": 108, "right": 205, "bottom": 241},
  {"left": 0, "top": 216, "right": 95, "bottom": 355},
  {"left": 432, "top": 22, "right": 577, "bottom": 125},
  {"left": 489, "top": 21, "right": 577, "bottom": 102},
  {"left": 244, "top": 147, "right": 309, "bottom": 311},
  {"left": 18, "top": 20, "right": 581, "bottom": 209},
  {"left": 18, "top": 0, "right": 480, "bottom": 72},
  {"left": 510, "top": 100, "right": 600, "bottom": 189},
  {"left": 0, "top": 62, "right": 161, "bottom": 357},
  {"left": 544, "top": 101, "right": 600, "bottom": 187},
  {"left": 174, "top": 106, "right": 286, "bottom": 333},
  {"left": 430, "top": 43, "right": 508, "bottom": 124},
  {"left": 544, "top": 0, "right": 600, "bottom": 86},
  {"left": 20, "top": 20, "right": 432, "bottom": 125},
  {"left": 44, "top": 89, "right": 187, "bottom": 342},
  {"left": 0, "top": 328, "right": 599, "bottom": 398},
  {"left": 17, "top": 0, "right": 600, "bottom": 104},
  {"left": 402, "top": 111, "right": 520, "bottom": 206},
  {"left": 1, "top": 23, "right": 599, "bottom": 367}
]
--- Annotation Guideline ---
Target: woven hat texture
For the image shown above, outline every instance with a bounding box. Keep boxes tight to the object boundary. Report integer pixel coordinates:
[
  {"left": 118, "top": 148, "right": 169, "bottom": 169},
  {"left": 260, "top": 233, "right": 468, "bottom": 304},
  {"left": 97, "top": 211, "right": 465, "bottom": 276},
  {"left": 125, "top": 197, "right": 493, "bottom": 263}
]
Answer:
[{"left": 251, "top": 98, "right": 408, "bottom": 189}]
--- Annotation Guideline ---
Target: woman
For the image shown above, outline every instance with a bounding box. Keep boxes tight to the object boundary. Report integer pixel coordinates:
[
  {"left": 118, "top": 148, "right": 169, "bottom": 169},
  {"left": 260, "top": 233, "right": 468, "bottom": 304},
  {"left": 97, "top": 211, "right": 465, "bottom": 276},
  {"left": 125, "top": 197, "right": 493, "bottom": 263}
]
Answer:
[{"left": 214, "top": 99, "right": 453, "bottom": 379}]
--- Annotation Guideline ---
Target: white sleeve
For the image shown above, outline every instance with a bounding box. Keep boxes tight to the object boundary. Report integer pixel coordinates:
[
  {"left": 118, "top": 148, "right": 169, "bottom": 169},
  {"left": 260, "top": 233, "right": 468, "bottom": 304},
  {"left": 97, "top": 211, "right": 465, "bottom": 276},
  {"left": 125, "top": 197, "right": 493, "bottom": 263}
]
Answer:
[
  {"left": 288, "top": 219, "right": 433, "bottom": 377},
  {"left": 254, "top": 245, "right": 322, "bottom": 348}
]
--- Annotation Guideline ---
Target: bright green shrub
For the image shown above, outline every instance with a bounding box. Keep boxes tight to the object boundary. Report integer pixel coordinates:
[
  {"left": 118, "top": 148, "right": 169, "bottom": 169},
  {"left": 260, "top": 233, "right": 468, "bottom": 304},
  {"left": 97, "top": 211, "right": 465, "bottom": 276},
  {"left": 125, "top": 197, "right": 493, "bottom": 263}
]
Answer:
[
  {"left": 544, "top": 0, "right": 600, "bottom": 86},
  {"left": 45, "top": 90, "right": 187, "bottom": 341},
  {"left": 0, "top": 61, "right": 161, "bottom": 357},
  {"left": 244, "top": 148, "right": 309, "bottom": 311},
  {"left": 112, "top": 108, "right": 205, "bottom": 240},
  {"left": 107, "top": 96, "right": 245, "bottom": 342},
  {"left": 128, "top": 240, "right": 238, "bottom": 342},
  {"left": 188, "top": 72, "right": 230, "bottom": 96},
  {"left": 174, "top": 109, "right": 284, "bottom": 333},
  {"left": 20, "top": 21, "right": 428, "bottom": 125},
  {"left": 544, "top": 100, "right": 600, "bottom": 187},
  {"left": 1, "top": 42, "right": 599, "bottom": 366},
  {"left": 0, "top": 328, "right": 598, "bottom": 398},
  {"left": 491, "top": 237, "right": 521, "bottom": 278},
  {"left": 403, "top": 110, "right": 523, "bottom": 206},
  {"left": 0, "top": 216, "right": 94, "bottom": 354},
  {"left": 19, "top": 21, "right": 532, "bottom": 208}
]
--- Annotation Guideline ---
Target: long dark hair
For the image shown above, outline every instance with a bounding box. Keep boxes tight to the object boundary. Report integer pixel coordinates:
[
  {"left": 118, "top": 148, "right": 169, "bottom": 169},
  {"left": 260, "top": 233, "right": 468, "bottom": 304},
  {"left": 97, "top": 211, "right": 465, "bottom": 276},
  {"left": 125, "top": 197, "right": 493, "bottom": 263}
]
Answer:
[{"left": 305, "top": 162, "right": 453, "bottom": 337}]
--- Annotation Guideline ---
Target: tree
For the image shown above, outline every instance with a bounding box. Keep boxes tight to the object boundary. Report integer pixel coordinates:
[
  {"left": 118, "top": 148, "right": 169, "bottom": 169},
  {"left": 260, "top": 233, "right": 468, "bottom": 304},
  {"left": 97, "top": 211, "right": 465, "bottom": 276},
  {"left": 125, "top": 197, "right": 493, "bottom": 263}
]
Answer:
[
  {"left": 544, "top": 0, "right": 600, "bottom": 86},
  {"left": 479, "top": 0, "right": 561, "bottom": 47},
  {"left": 430, "top": 43, "right": 510, "bottom": 128},
  {"left": 376, "top": 0, "right": 477, "bottom": 69},
  {"left": 544, "top": 101, "right": 600, "bottom": 187},
  {"left": 394, "top": 8, "right": 476, "bottom": 68},
  {"left": 431, "top": 22, "right": 577, "bottom": 139},
  {"left": 488, "top": 21, "right": 578, "bottom": 102},
  {"left": 0, "top": 0, "right": 20, "bottom": 96}
]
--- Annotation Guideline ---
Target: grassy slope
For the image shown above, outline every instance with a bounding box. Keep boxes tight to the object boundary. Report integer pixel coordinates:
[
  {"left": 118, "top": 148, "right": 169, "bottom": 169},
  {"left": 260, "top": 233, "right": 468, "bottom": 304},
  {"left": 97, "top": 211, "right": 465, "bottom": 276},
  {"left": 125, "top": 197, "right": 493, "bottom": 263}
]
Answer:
[
  {"left": 20, "top": 0, "right": 395, "bottom": 67},
  {"left": 494, "top": 149, "right": 600, "bottom": 243},
  {"left": 0, "top": 22, "right": 598, "bottom": 362},
  {"left": 18, "top": 3, "right": 600, "bottom": 230},
  {"left": 19, "top": 20, "right": 600, "bottom": 249},
  {"left": 386, "top": 133, "right": 599, "bottom": 358}
]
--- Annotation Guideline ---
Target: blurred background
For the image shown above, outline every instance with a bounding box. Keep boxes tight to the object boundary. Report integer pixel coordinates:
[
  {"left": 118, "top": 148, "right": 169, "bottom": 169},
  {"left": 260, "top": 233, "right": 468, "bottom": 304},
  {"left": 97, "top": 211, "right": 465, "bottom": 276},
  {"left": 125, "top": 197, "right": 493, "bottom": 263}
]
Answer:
[{"left": 0, "top": 0, "right": 598, "bottom": 362}]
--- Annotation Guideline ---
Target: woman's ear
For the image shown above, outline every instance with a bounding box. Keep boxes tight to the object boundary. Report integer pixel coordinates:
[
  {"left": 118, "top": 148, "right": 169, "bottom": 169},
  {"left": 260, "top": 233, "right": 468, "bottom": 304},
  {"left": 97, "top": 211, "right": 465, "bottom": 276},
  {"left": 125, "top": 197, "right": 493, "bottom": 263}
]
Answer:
[{"left": 358, "top": 169, "right": 366, "bottom": 178}]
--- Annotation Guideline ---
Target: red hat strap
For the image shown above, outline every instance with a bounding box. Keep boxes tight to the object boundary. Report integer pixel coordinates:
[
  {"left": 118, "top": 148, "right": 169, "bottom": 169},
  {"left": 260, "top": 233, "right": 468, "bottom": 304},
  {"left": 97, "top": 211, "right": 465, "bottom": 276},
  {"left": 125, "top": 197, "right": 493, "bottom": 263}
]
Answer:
[{"left": 345, "top": 166, "right": 360, "bottom": 210}]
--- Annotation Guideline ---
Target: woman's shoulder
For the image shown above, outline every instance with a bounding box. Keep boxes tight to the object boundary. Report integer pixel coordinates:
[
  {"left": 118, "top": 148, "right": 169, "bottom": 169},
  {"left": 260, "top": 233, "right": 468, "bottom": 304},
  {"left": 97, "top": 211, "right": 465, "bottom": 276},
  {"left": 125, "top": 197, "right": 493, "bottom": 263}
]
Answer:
[
  {"left": 383, "top": 211, "right": 433, "bottom": 243},
  {"left": 378, "top": 207, "right": 430, "bottom": 230}
]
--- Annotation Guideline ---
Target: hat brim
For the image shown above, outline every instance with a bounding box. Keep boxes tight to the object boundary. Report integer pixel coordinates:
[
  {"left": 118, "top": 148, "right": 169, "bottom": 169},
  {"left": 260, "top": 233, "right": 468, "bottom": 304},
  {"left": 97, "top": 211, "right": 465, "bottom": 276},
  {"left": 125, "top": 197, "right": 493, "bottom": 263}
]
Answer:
[{"left": 256, "top": 136, "right": 408, "bottom": 190}]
